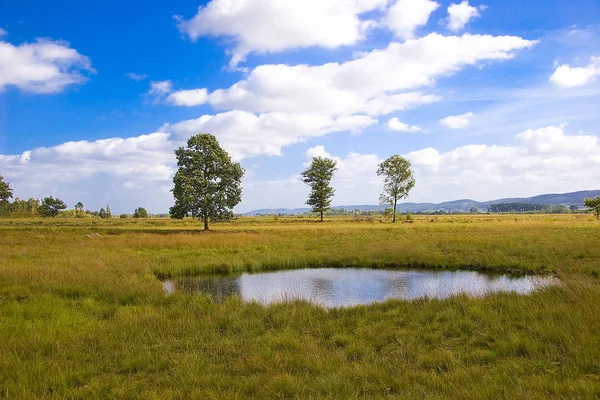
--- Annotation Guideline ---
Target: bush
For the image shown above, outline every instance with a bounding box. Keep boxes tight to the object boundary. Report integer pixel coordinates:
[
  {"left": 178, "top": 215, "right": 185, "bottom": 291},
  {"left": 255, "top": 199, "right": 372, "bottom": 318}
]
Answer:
[{"left": 133, "top": 207, "right": 148, "bottom": 218}]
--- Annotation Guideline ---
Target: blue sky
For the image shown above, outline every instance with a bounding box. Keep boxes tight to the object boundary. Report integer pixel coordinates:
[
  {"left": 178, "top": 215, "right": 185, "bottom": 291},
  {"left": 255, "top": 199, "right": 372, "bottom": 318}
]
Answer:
[{"left": 1, "top": 0, "right": 600, "bottom": 213}]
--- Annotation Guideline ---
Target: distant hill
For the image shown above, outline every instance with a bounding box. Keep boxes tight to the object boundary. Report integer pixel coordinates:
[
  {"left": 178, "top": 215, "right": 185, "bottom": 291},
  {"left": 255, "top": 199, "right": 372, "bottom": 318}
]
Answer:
[{"left": 243, "top": 190, "right": 600, "bottom": 215}]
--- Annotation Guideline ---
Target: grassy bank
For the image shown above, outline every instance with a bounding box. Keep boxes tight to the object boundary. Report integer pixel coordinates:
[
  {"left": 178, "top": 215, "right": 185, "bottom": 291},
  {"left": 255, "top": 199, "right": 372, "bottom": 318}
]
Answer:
[{"left": 1, "top": 215, "right": 599, "bottom": 398}]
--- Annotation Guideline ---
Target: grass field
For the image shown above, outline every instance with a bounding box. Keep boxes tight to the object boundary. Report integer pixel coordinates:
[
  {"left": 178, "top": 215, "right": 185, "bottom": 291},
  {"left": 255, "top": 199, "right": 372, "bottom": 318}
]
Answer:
[{"left": 1, "top": 214, "right": 600, "bottom": 399}]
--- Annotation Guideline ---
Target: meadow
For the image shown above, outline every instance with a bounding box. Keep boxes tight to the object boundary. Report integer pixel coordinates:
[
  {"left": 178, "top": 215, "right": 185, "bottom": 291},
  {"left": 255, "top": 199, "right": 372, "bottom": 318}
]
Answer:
[{"left": 1, "top": 214, "right": 599, "bottom": 399}]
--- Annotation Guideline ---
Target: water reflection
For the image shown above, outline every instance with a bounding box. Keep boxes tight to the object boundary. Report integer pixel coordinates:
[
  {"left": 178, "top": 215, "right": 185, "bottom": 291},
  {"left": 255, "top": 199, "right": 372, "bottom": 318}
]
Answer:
[{"left": 162, "top": 268, "right": 558, "bottom": 308}]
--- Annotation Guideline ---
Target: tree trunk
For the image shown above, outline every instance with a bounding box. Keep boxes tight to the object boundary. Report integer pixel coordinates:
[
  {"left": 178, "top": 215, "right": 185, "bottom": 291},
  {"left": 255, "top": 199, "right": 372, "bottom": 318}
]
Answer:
[
  {"left": 203, "top": 216, "right": 209, "bottom": 231},
  {"left": 320, "top": 210, "right": 323, "bottom": 222},
  {"left": 392, "top": 197, "right": 397, "bottom": 223}
]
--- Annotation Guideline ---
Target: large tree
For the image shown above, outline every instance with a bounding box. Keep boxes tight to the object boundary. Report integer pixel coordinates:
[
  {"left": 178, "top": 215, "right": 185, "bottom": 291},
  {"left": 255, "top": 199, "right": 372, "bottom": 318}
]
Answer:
[
  {"left": 301, "top": 157, "right": 337, "bottom": 222},
  {"left": 170, "top": 134, "right": 244, "bottom": 230},
  {"left": 377, "top": 155, "right": 416, "bottom": 223},
  {"left": 0, "top": 175, "right": 13, "bottom": 215},
  {"left": 584, "top": 197, "right": 600, "bottom": 219},
  {"left": 38, "top": 196, "right": 67, "bottom": 218}
]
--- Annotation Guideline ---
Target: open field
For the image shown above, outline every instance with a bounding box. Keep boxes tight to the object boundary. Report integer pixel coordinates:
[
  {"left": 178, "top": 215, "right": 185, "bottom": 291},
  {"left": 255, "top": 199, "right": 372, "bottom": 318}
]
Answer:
[{"left": 1, "top": 214, "right": 600, "bottom": 399}]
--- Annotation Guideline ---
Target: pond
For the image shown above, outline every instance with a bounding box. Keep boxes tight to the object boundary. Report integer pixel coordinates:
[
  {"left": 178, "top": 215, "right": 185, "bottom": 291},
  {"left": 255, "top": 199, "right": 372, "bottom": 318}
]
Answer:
[{"left": 162, "top": 268, "right": 558, "bottom": 308}]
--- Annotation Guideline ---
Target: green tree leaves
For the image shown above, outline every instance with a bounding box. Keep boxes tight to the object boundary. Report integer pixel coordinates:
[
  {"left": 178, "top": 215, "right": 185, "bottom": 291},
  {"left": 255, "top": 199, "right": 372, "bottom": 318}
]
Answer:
[
  {"left": 0, "top": 175, "right": 13, "bottom": 215},
  {"left": 301, "top": 157, "right": 337, "bottom": 222},
  {"left": 38, "top": 196, "right": 67, "bottom": 218},
  {"left": 133, "top": 207, "right": 148, "bottom": 218},
  {"left": 377, "top": 155, "right": 415, "bottom": 223},
  {"left": 584, "top": 197, "right": 600, "bottom": 219},
  {"left": 170, "top": 134, "right": 244, "bottom": 230}
]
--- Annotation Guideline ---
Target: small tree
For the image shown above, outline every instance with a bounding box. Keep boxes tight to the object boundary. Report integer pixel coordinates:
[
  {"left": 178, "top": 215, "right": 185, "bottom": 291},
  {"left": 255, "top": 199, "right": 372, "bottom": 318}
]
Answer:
[
  {"left": 105, "top": 205, "right": 112, "bottom": 218},
  {"left": 570, "top": 204, "right": 578, "bottom": 213},
  {"left": 584, "top": 197, "right": 600, "bottom": 219},
  {"left": 470, "top": 206, "right": 479, "bottom": 214},
  {"left": 75, "top": 202, "right": 84, "bottom": 213},
  {"left": 38, "top": 196, "right": 67, "bottom": 218},
  {"left": 133, "top": 207, "right": 148, "bottom": 218},
  {"left": 301, "top": 157, "right": 337, "bottom": 222},
  {"left": 376, "top": 155, "right": 415, "bottom": 223},
  {"left": 170, "top": 134, "right": 244, "bottom": 230},
  {"left": 0, "top": 175, "right": 13, "bottom": 215}
]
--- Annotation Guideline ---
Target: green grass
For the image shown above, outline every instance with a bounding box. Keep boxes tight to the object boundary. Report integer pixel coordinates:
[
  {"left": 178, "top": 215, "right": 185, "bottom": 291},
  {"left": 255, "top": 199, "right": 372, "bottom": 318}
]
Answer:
[{"left": 1, "top": 215, "right": 600, "bottom": 399}]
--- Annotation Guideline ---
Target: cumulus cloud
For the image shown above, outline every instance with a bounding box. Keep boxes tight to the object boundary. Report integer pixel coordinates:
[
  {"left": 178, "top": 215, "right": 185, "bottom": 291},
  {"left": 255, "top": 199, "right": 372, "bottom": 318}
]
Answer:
[
  {"left": 2, "top": 125, "right": 598, "bottom": 212},
  {"left": 0, "top": 37, "right": 94, "bottom": 93},
  {"left": 446, "top": 1, "right": 483, "bottom": 32},
  {"left": 439, "top": 112, "right": 473, "bottom": 129},
  {"left": 161, "top": 110, "right": 377, "bottom": 160},
  {"left": 0, "top": 133, "right": 176, "bottom": 212},
  {"left": 167, "top": 33, "right": 535, "bottom": 117},
  {"left": 176, "top": 0, "right": 387, "bottom": 66},
  {"left": 251, "top": 125, "right": 600, "bottom": 209},
  {"left": 406, "top": 125, "right": 600, "bottom": 201},
  {"left": 383, "top": 0, "right": 439, "bottom": 39},
  {"left": 387, "top": 117, "right": 423, "bottom": 132},
  {"left": 263, "top": 124, "right": 600, "bottom": 208},
  {"left": 550, "top": 56, "right": 600, "bottom": 88}
]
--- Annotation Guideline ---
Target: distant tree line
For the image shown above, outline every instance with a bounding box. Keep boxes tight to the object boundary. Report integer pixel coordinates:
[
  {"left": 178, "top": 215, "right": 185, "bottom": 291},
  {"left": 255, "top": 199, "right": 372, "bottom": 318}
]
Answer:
[
  {"left": 0, "top": 175, "right": 152, "bottom": 219},
  {"left": 488, "top": 203, "right": 574, "bottom": 214}
]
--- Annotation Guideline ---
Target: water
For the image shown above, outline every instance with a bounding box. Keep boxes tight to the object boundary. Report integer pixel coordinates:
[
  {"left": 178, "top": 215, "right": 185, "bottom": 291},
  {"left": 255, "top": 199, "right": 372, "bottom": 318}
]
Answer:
[{"left": 162, "top": 268, "right": 558, "bottom": 308}]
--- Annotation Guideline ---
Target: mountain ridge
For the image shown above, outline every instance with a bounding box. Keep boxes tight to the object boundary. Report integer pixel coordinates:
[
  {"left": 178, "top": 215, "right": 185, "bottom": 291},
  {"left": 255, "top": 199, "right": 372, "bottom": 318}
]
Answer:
[{"left": 244, "top": 190, "right": 600, "bottom": 215}]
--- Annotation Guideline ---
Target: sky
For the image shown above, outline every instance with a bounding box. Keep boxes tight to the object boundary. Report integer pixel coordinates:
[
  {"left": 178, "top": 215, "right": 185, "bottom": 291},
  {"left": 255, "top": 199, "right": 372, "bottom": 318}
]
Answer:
[{"left": 1, "top": 0, "right": 600, "bottom": 214}]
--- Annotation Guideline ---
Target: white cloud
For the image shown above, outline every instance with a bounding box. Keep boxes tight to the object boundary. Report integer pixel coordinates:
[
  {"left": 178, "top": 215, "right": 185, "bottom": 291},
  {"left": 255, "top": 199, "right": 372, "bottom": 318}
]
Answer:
[
  {"left": 387, "top": 117, "right": 423, "bottom": 132},
  {"left": 550, "top": 56, "right": 600, "bottom": 88},
  {"left": 2, "top": 125, "right": 598, "bottom": 213},
  {"left": 125, "top": 72, "right": 148, "bottom": 81},
  {"left": 260, "top": 124, "right": 600, "bottom": 208},
  {"left": 168, "top": 33, "right": 535, "bottom": 117},
  {"left": 306, "top": 145, "right": 334, "bottom": 160},
  {"left": 147, "top": 80, "right": 173, "bottom": 96},
  {"left": 0, "top": 133, "right": 176, "bottom": 213},
  {"left": 176, "top": 0, "right": 387, "bottom": 66},
  {"left": 406, "top": 125, "right": 600, "bottom": 201},
  {"left": 383, "top": 0, "right": 439, "bottom": 39},
  {"left": 440, "top": 112, "right": 473, "bottom": 129},
  {"left": 161, "top": 110, "right": 377, "bottom": 160},
  {"left": 515, "top": 124, "right": 598, "bottom": 155},
  {"left": 0, "top": 28, "right": 7, "bottom": 37},
  {"left": 166, "top": 88, "right": 209, "bottom": 106},
  {"left": 446, "top": 1, "right": 483, "bottom": 32},
  {"left": 0, "top": 38, "right": 94, "bottom": 93}
]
